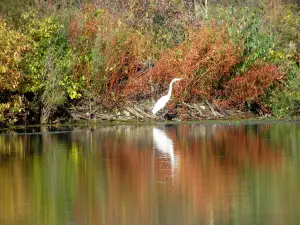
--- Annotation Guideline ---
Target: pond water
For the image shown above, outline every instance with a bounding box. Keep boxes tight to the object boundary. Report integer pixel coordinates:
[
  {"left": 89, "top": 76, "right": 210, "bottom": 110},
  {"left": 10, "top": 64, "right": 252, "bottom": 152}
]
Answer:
[{"left": 0, "top": 121, "right": 300, "bottom": 225}]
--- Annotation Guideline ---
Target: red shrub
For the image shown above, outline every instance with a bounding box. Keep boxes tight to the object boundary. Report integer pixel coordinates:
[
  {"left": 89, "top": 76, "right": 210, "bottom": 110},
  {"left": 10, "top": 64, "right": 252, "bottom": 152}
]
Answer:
[
  {"left": 105, "top": 31, "right": 153, "bottom": 94},
  {"left": 124, "top": 24, "right": 242, "bottom": 104},
  {"left": 222, "top": 64, "right": 284, "bottom": 108}
]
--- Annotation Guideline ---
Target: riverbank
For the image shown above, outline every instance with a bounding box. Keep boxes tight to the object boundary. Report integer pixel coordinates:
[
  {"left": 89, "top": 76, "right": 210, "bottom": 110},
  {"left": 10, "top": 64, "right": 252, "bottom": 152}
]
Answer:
[
  {"left": 0, "top": 1, "right": 299, "bottom": 128},
  {"left": 2, "top": 96, "right": 298, "bottom": 129}
]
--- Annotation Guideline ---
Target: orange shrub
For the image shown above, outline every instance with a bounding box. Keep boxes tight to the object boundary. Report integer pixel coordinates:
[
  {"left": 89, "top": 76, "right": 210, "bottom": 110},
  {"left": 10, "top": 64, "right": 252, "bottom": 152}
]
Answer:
[
  {"left": 124, "top": 24, "right": 242, "bottom": 103},
  {"left": 222, "top": 64, "right": 284, "bottom": 109},
  {"left": 102, "top": 29, "right": 156, "bottom": 107}
]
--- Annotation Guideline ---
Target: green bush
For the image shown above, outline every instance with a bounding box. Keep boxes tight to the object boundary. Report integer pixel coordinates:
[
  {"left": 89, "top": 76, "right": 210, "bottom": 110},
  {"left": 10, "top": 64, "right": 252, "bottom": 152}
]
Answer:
[
  {"left": 218, "top": 7, "right": 275, "bottom": 72},
  {"left": 20, "top": 12, "right": 81, "bottom": 122},
  {"left": 268, "top": 64, "right": 300, "bottom": 118},
  {"left": 262, "top": 2, "right": 299, "bottom": 54}
]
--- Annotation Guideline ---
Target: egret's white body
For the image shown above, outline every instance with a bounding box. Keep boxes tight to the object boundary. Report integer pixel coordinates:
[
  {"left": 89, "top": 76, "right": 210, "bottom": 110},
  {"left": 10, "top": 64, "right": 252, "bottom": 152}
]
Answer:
[{"left": 152, "top": 78, "right": 181, "bottom": 115}]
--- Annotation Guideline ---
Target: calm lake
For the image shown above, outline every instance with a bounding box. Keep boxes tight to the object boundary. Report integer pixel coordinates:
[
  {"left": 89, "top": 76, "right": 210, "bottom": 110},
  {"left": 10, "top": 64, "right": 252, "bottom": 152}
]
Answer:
[{"left": 0, "top": 121, "right": 300, "bottom": 225}]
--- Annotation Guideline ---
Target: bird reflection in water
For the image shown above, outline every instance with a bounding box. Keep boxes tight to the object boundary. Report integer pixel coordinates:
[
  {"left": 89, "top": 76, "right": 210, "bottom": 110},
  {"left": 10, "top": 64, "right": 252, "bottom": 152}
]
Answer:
[{"left": 152, "top": 127, "right": 177, "bottom": 181}]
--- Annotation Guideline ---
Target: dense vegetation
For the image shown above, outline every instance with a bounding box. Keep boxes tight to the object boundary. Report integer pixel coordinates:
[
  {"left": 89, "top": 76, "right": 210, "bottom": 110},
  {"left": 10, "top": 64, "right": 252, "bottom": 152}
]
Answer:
[{"left": 0, "top": 0, "right": 299, "bottom": 127}]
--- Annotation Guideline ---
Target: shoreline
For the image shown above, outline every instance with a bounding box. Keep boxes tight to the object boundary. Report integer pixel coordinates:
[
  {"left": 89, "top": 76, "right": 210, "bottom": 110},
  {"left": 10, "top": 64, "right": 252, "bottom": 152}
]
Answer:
[
  {"left": 1, "top": 99, "right": 299, "bottom": 131},
  {"left": 1, "top": 115, "right": 299, "bottom": 134}
]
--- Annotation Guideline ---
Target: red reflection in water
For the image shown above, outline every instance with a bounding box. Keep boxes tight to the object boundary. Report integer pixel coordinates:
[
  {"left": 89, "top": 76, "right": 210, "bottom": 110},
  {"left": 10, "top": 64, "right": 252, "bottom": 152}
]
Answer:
[
  {"left": 0, "top": 124, "right": 288, "bottom": 225},
  {"left": 71, "top": 124, "right": 283, "bottom": 225}
]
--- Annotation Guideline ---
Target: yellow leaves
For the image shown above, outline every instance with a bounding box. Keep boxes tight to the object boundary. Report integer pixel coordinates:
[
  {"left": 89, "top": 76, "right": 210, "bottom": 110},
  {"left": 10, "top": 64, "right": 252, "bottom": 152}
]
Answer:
[
  {"left": 22, "top": 12, "right": 29, "bottom": 20},
  {"left": 22, "top": 12, "right": 62, "bottom": 42},
  {"left": 0, "top": 65, "right": 7, "bottom": 73},
  {"left": 66, "top": 82, "right": 83, "bottom": 99},
  {"left": 0, "top": 95, "right": 28, "bottom": 126},
  {"left": 269, "top": 49, "right": 293, "bottom": 61},
  {"left": 69, "top": 90, "right": 82, "bottom": 99},
  {"left": 0, "top": 18, "right": 32, "bottom": 92}
]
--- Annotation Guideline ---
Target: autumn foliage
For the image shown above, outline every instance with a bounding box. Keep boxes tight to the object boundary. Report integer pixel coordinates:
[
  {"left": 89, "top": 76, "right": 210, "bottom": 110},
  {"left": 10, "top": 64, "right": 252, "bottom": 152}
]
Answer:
[
  {"left": 0, "top": 19, "right": 31, "bottom": 92},
  {"left": 124, "top": 24, "right": 242, "bottom": 103},
  {"left": 0, "top": 1, "right": 299, "bottom": 126},
  {"left": 105, "top": 31, "right": 152, "bottom": 94},
  {"left": 66, "top": 4, "right": 154, "bottom": 104},
  {"left": 67, "top": 5, "right": 119, "bottom": 89},
  {"left": 222, "top": 64, "right": 284, "bottom": 108}
]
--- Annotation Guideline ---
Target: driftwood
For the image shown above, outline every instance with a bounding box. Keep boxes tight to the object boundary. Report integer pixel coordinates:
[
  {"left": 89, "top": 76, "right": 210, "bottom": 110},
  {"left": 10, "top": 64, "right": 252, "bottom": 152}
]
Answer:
[
  {"left": 71, "top": 113, "right": 88, "bottom": 120},
  {"left": 205, "top": 100, "right": 218, "bottom": 116},
  {"left": 182, "top": 102, "right": 205, "bottom": 118},
  {"left": 125, "top": 107, "right": 144, "bottom": 119},
  {"left": 213, "top": 104, "right": 228, "bottom": 116},
  {"left": 96, "top": 114, "right": 114, "bottom": 120},
  {"left": 182, "top": 102, "right": 194, "bottom": 110},
  {"left": 133, "top": 106, "right": 156, "bottom": 119},
  {"left": 65, "top": 98, "right": 251, "bottom": 124},
  {"left": 193, "top": 103, "right": 204, "bottom": 116}
]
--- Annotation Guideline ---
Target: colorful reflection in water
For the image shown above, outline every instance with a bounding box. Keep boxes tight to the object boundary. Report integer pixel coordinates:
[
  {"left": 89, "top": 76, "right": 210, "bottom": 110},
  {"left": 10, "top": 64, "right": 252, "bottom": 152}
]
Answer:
[{"left": 0, "top": 122, "right": 300, "bottom": 225}]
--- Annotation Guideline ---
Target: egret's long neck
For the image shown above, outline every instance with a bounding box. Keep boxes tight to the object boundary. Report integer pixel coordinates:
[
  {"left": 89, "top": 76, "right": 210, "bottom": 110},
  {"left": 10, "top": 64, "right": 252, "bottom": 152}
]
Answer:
[{"left": 167, "top": 80, "right": 176, "bottom": 97}]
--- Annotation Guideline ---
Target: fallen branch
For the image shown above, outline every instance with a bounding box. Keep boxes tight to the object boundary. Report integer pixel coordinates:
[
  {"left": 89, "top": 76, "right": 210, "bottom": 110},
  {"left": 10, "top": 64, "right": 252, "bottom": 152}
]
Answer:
[
  {"left": 205, "top": 100, "right": 218, "bottom": 117},
  {"left": 96, "top": 114, "right": 114, "bottom": 120},
  {"left": 125, "top": 107, "right": 144, "bottom": 119},
  {"left": 70, "top": 113, "right": 88, "bottom": 120},
  {"left": 182, "top": 102, "right": 204, "bottom": 117},
  {"left": 193, "top": 103, "right": 204, "bottom": 116},
  {"left": 133, "top": 106, "right": 156, "bottom": 119},
  {"left": 213, "top": 103, "right": 227, "bottom": 116}
]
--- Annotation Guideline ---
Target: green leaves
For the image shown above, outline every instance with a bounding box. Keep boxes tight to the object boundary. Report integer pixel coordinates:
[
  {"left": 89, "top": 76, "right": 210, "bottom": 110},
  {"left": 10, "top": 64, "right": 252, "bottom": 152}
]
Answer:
[{"left": 21, "top": 13, "right": 85, "bottom": 102}]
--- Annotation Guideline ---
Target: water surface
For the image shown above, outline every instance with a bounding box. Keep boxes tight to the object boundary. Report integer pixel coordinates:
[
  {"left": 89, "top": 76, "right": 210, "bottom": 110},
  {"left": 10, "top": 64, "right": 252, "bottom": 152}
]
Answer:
[{"left": 0, "top": 122, "right": 300, "bottom": 225}]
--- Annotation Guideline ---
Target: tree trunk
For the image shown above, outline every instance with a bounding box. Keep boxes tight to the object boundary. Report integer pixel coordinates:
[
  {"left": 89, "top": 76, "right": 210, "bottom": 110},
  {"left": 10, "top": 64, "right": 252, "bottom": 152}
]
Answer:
[{"left": 40, "top": 102, "right": 55, "bottom": 124}]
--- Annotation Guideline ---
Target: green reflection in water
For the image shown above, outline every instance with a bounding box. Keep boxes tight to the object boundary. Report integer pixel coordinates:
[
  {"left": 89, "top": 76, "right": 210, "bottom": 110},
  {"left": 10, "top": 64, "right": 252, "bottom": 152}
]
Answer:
[{"left": 0, "top": 122, "right": 299, "bottom": 225}]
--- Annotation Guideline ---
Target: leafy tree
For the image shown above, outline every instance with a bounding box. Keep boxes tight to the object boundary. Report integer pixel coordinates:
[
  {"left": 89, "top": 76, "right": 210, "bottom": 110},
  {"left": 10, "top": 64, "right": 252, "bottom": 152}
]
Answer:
[{"left": 21, "top": 12, "right": 78, "bottom": 123}]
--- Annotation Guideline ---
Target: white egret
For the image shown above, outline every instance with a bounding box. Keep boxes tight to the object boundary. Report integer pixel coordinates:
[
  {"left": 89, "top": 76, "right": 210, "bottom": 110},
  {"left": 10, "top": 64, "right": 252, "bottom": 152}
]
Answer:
[{"left": 152, "top": 78, "right": 182, "bottom": 115}]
